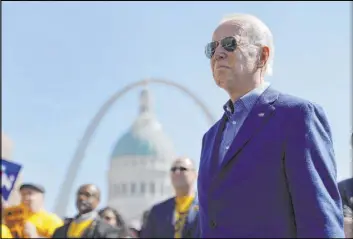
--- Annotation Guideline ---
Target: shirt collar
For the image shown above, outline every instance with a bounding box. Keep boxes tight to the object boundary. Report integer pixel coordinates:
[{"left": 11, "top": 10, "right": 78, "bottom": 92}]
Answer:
[
  {"left": 223, "top": 81, "right": 271, "bottom": 119},
  {"left": 75, "top": 210, "right": 98, "bottom": 223}
]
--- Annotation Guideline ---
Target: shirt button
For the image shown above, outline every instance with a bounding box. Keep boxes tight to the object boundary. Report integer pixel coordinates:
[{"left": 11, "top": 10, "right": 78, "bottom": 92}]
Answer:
[
  {"left": 232, "top": 121, "right": 236, "bottom": 125},
  {"left": 225, "top": 146, "right": 229, "bottom": 150},
  {"left": 210, "top": 220, "right": 217, "bottom": 228}
]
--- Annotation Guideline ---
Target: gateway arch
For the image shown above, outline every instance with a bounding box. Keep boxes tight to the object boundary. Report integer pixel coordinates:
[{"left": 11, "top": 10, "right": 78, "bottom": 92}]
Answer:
[{"left": 53, "top": 78, "right": 215, "bottom": 216}]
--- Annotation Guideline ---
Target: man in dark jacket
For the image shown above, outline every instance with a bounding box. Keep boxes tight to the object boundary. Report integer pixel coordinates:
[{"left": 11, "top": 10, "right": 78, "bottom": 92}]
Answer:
[
  {"left": 338, "top": 134, "right": 353, "bottom": 238},
  {"left": 140, "top": 157, "right": 200, "bottom": 238},
  {"left": 52, "top": 184, "right": 120, "bottom": 238},
  {"left": 338, "top": 177, "right": 353, "bottom": 238}
]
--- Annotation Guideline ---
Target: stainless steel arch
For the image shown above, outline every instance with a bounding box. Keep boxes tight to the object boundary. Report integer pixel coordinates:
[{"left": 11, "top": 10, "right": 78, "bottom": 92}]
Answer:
[{"left": 53, "top": 78, "right": 216, "bottom": 216}]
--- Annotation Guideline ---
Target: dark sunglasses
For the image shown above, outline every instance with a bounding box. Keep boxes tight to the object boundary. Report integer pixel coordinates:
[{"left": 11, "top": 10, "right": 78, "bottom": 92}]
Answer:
[
  {"left": 170, "top": 166, "right": 189, "bottom": 172},
  {"left": 205, "top": 36, "right": 237, "bottom": 59}
]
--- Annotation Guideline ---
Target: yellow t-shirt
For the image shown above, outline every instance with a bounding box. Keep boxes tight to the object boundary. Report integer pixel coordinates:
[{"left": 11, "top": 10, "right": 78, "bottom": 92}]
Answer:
[
  {"left": 174, "top": 196, "right": 194, "bottom": 238},
  {"left": 1, "top": 224, "right": 13, "bottom": 238},
  {"left": 26, "top": 210, "right": 63, "bottom": 238},
  {"left": 67, "top": 219, "right": 94, "bottom": 238}
]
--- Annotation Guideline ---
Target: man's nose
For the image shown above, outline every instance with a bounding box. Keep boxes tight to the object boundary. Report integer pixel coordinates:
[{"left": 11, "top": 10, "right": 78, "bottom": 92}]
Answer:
[
  {"left": 78, "top": 195, "right": 87, "bottom": 201},
  {"left": 174, "top": 169, "right": 182, "bottom": 174},
  {"left": 214, "top": 50, "right": 227, "bottom": 61}
]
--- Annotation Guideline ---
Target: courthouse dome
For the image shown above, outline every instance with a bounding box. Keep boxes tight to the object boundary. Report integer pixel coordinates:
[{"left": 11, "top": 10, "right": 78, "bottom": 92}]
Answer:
[{"left": 110, "top": 89, "right": 175, "bottom": 159}]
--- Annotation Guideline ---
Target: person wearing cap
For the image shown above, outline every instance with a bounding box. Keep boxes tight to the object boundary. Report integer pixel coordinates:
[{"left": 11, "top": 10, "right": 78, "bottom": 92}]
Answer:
[{"left": 19, "top": 183, "right": 63, "bottom": 238}]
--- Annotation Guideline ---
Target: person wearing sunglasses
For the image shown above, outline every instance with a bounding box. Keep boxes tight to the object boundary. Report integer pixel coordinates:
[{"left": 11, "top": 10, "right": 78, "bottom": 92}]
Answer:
[
  {"left": 140, "top": 157, "right": 200, "bottom": 238},
  {"left": 197, "top": 13, "right": 344, "bottom": 238}
]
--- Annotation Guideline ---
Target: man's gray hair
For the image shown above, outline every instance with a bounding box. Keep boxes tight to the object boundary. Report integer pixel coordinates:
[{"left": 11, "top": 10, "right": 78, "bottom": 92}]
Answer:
[{"left": 220, "top": 14, "right": 275, "bottom": 76}]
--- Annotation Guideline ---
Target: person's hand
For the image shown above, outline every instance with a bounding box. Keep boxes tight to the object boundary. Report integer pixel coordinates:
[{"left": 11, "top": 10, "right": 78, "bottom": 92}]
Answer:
[
  {"left": 344, "top": 217, "right": 353, "bottom": 238},
  {"left": 23, "top": 222, "right": 38, "bottom": 238}
]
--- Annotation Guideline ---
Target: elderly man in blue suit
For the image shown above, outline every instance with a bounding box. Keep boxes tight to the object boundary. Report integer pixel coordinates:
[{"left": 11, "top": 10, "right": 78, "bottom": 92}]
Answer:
[
  {"left": 141, "top": 157, "right": 199, "bottom": 238},
  {"left": 197, "top": 13, "right": 344, "bottom": 238}
]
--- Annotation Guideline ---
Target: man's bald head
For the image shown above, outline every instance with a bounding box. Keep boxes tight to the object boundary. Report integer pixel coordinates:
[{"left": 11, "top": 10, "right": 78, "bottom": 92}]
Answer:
[
  {"left": 76, "top": 184, "right": 101, "bottom": 214},
  {"left": 170, "top": 157, "right": 197, "bottom": 194},
  {"left": 172, "top": 157, "right": 195, "bottom": 169},
  {"left": 78, "top": 184, "right": 101, "bottom": 200}
]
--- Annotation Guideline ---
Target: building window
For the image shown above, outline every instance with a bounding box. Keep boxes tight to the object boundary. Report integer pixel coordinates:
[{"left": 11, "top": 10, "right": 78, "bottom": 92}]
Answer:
[
  {"left": 121, "top": 183, "right": 127, "bottom": 195},
  {"left": 141, "top": 182, "right": 146, "bottom": 195},
  {"left": 150, "top": 182, "right": 155, "bottom": 195},
  {"left": 114, "top": 184, "right": 121, "bottom": 196},
  {"left": 160, "top": 183, "right": 164, "bottom": 195},
  {"left": 131, "top": 182, "right": 136, "bottom": 195}
]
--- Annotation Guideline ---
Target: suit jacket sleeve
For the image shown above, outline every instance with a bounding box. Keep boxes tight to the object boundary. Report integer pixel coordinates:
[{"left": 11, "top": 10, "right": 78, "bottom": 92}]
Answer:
[
  {"left": 284, "top": 103, "right": 344, "bottom": 238},
  {"left": 140, "top": 206, "right": 156, "bottom": 238}
]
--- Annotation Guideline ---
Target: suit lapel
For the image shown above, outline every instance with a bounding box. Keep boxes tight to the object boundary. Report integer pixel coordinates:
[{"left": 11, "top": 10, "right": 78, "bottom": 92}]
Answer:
[
  {"left": 182, "top": 197, "right": 198, "bottom": 238},
  {"left": 220, "top": 87, "right": 279, "bottom": 169},
  {"left": 62, "top": 223, "right": 71, "bottom": 238},
  {"left": 167, "top": 198, "right": 176, "bottom": 234},
  {"left": 209, "top": 115, "right": 227, "bottom": 178}
]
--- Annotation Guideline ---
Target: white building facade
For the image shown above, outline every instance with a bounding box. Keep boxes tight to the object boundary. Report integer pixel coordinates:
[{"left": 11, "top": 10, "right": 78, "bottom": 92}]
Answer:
[{"left": 107, "top": 89, "right": 176, "bottom": 224}]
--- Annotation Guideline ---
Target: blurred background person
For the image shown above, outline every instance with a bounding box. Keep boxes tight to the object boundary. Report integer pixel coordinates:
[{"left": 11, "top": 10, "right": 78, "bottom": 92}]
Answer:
[
  {"left": 337, "top": 134, "right": 353, "bottom": 238},
  {"left": 128, "top": 220, "right": 141, "bottom": 238},
  {"left": 99, "top": 206, "right": 133, "bottom": 238},
  {"left": 19, "top": 183, "right": 63, "bottom": 238},
  {"left": 140, "top": 210, "right": 150, "bottom": 234},
  {"left": 52, "top": 184, "right": 120, "bottom": 238},
  {"left": 338, "top": 177, "right": 353, "bottom": 238},
  {"left": 141, "top": 157, "right": 199, "bottom": 238}
]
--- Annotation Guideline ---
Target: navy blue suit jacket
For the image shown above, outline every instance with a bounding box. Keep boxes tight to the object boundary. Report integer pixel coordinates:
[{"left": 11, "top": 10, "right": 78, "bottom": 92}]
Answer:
[
  {"left": 140, "top": 196, "right": 200, "bottom": 238},
  {"left": 197, "top": 87, "right": 344, "bottom": 238}
]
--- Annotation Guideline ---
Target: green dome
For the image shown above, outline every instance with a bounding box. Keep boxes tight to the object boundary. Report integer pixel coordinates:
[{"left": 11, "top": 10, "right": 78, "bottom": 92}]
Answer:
[
  {"left": 110, "top": 89, "right": 175, "bottom": 160},
  {"left": 111, "top": 131, "right": 157, "bottom": 158}
]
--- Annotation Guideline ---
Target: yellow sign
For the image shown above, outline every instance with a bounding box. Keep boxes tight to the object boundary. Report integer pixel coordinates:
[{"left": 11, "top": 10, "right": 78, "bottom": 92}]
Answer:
[{"left": 4, "top": 204, "right": 29, "bottom": 238}]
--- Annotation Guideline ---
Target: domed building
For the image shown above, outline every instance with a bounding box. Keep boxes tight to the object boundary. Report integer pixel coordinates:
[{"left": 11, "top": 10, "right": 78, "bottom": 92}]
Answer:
[{"left": 107, "top": 89, "right": 176, "bottom": 224}]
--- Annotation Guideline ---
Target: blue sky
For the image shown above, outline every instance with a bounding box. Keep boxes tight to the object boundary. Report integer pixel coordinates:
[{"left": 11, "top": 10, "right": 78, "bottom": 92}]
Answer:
[{"left": 3, "top": 2, "right": 351, "bottom": 216}]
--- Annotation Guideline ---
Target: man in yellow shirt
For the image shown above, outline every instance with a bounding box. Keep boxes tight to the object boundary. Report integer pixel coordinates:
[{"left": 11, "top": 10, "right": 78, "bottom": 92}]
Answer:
[
  {"left": 52, "top": 184, "right": 120, "bottom": 238},
  {"left": 18, "top": 183, "right": 63, "bottom": 238},
  {"left": 141, "top": 157, "right": 200, "bottom": 238}
]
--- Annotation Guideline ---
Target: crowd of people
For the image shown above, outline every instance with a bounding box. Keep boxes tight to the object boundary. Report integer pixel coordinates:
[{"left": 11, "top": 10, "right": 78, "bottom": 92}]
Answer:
[
  {"left": 1, "top": 157, "right": 200, "bottom": 238},
  {"left": 2, "top": 12, "right": 353, "bottom": 239},
  {"left": 1, "top": 155, "right": 352, "bottom": 238}
]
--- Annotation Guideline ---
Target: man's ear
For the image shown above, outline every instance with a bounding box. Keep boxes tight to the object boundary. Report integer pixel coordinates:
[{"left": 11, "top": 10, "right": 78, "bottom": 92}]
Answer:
[{"left": 259, "top": 46, "right": 269, "bottom": 67}]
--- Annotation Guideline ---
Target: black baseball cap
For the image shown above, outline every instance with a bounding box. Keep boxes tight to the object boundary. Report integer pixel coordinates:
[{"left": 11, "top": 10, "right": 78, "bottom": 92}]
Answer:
[{"left": 19, "top": 183, "right": 45, "bottom": 194}]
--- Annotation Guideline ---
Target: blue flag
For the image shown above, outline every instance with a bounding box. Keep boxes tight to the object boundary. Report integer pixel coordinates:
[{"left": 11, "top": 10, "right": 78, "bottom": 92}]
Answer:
[{"left": 1, "top": 159, "right": 22, "bottom": 201}]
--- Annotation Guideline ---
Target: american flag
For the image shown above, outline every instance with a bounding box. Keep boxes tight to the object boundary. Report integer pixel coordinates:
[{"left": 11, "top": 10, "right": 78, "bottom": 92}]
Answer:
[{"left": 1, "top": 159, "right": 22, "bottom": 201}]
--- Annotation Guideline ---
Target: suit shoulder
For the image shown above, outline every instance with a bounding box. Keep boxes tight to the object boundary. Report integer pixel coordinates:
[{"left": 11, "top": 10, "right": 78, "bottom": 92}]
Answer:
[
  {"left": 338, "top": 178, "right": 353, "bottom": 188},
  {"left": 150, "top": 197, "right": 174, "bottom": 212},
  {"left": 275, "top": 92, "right": 327, "bottom": 120},
  {"left": 202, "top": 117, "right": 224, "bottom": 140}
]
